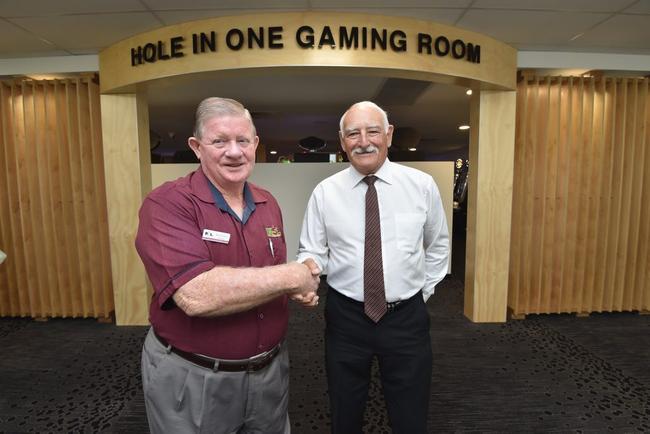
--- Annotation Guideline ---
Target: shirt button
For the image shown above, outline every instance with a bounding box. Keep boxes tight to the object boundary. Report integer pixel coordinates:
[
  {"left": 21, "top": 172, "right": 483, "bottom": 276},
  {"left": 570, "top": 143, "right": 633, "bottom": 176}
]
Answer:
[{"left": 259, "top": 313, "right": 264, "bottom": 319}]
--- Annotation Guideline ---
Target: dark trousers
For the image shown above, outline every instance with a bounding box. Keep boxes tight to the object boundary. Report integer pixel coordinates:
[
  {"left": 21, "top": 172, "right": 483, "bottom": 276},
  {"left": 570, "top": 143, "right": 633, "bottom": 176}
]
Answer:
[{"left": 325, "top": 286, "right": 432, "bottom": 434}]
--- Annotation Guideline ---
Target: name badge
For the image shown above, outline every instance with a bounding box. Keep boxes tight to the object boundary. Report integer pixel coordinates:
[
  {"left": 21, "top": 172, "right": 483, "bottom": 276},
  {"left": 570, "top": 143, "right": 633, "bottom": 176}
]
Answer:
[{"left": 202, "top": 229, "right": 230, "bottom": 244}]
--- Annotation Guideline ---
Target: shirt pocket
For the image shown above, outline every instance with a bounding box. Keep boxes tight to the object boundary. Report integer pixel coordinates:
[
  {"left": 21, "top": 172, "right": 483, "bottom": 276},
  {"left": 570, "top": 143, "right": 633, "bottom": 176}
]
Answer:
[
  {"left": 394, "top": 212, "right": 426, "bottom": 253},
  {"left": 269, "top": 236, "right": 286, "bottom": 265}
]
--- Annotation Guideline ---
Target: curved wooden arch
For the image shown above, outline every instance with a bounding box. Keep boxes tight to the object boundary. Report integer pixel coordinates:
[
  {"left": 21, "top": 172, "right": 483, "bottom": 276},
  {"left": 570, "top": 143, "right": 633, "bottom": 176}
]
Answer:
[{"left": 100, "top": 12, "right": 516, "bottom": 93}]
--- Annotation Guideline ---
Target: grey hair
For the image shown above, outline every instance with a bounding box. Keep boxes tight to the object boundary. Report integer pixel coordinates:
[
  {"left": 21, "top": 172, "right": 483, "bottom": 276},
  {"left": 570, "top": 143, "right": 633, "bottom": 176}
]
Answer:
[
  {"left": 339, "top": 101, "right": 389, "bottom": 133},
  {"left": 193, "top": 97, "right": 257, "bottom": 139}
]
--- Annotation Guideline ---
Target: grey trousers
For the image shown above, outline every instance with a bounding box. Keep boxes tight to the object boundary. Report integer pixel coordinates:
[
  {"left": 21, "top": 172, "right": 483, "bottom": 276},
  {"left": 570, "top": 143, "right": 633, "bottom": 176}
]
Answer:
[{"left": 142, "top": 328, "right": 290, "bottom": 434}]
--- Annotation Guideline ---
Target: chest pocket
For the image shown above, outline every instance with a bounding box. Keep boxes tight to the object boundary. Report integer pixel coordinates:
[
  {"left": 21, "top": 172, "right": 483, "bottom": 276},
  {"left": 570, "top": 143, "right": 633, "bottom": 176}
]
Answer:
[
  {"left": 268, "top": 236, "right": 286, "bottom": 265},
  {"left": 394, "top": 212, "right": 426, "bottom": 253}
]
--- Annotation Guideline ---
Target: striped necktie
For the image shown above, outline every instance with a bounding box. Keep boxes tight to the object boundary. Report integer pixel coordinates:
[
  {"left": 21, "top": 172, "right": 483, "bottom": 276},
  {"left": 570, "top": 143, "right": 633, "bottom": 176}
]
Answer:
[{"left": 363, "top": 175, "right": 387, "bottom": 322}]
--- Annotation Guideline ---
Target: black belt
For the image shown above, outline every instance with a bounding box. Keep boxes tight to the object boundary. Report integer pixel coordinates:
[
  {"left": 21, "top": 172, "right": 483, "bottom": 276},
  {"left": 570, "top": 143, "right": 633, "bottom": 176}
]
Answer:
[
  {"left": 386, "top": 299, "right": 405, "bottom": 312},
  {"left": 328, "top": 285, "right": 420, "bottom": 313},
  {"left": 154, "top": 331, "right": 281, "bottom": 372}
]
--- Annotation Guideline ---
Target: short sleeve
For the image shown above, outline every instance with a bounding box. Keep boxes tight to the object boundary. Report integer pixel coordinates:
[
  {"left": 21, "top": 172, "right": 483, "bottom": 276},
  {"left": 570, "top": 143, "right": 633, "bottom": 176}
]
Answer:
[{"left": 135, "top": 191, "right": 215, "bottom": 308}]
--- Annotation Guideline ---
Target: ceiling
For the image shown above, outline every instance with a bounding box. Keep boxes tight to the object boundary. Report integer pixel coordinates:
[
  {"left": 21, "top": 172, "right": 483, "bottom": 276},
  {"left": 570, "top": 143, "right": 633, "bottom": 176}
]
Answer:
[
  {"left": 145, "top": 72, "right": 472, "bottom": 157},
  {"left": 1, "top": 0, "right": 649, "bottom": 158}
]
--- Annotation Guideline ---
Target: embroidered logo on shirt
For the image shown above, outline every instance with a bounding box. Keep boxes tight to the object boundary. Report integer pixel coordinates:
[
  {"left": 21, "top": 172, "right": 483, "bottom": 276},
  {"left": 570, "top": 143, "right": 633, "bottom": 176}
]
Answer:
[{"left": 265, "top": 226, "right": 282, "bottom": 237}]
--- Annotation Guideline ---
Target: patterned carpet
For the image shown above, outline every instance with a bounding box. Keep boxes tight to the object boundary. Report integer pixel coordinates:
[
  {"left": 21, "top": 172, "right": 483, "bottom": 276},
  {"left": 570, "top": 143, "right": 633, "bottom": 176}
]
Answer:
[{"left": 0, "top": 277, "right": 649, "bottom": 433}]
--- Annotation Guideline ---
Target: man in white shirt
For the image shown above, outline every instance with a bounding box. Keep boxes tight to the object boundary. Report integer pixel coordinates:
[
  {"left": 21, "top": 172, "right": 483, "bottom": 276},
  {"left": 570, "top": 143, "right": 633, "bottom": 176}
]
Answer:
[{"left": 297, "top": 101, "right": 449, "bottom": 434}]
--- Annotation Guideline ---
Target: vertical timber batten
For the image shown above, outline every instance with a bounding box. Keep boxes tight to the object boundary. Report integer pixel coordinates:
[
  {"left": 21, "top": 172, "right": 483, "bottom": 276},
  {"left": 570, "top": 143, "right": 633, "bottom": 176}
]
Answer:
[
  {"left": 100, "top": 92, "right": 151, "bottom": 325},
  {"left": 465, "top": 90, "right": 517, "bottom": 322}
]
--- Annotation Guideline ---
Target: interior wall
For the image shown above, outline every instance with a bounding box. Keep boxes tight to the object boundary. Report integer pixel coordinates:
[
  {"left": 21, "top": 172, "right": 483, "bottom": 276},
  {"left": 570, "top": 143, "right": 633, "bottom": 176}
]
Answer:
[
  {"left": 509, "top": 76, "right": 650, "bottom": 315},
  {"left": 0, "top": 77, "right": 113, "bottom": 319},
  {"left": 151, "top": 162, "right": 454, "bottom": 273}
]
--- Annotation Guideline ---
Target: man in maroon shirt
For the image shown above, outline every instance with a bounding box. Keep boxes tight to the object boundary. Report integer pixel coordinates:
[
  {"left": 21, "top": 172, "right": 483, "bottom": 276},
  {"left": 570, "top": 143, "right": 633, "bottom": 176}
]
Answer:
[{"left": 135, "top": 97, "right": 319, "bottom": 433}]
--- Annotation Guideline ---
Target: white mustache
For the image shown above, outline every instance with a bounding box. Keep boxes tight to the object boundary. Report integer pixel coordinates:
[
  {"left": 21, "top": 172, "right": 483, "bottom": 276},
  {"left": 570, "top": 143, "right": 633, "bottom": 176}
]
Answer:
[{"left": 352, "top": 145, "right": 379, "bottom": 155}]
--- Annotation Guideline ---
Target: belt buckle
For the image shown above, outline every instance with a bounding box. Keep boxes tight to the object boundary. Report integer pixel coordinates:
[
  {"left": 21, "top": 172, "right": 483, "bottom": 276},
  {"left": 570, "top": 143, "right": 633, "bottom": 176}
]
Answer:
[
  {"left": 247, "top": 352, "right": 269, "bottom": 372},
  {"left": 386, "top": 300, "right": 402, "bottom": 312},
  {"left": 247, "top": 344, "right": 278, "bottom": 372},
  {"left": 246, "top": 359, "right": 258, "bottom": 372}
]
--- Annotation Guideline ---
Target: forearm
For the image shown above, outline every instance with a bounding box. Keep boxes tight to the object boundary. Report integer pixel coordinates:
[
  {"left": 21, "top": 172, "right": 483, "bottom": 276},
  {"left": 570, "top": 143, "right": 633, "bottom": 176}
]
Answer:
[{"left": 173, "top": 262, "right": 308, "bottom": 317}]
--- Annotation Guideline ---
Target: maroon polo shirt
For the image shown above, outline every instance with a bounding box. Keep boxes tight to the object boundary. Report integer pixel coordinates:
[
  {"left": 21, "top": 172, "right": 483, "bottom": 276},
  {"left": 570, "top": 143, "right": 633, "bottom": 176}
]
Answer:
[{"left": 135, "top": 167, "right": 288, "bottom": 359}]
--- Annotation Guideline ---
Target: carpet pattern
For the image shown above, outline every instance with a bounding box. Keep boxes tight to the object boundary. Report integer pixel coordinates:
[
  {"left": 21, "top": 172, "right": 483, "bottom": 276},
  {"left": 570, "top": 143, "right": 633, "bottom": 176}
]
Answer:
[{"left": 0, "top": 277, "right": 649, "bottom": 433}]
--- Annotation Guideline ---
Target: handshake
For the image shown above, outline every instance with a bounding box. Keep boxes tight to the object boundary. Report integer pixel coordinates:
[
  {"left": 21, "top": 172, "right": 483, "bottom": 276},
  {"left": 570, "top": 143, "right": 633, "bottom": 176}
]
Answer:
[{"left": 288, "top": 258, "right": 321, "bottom": 308}]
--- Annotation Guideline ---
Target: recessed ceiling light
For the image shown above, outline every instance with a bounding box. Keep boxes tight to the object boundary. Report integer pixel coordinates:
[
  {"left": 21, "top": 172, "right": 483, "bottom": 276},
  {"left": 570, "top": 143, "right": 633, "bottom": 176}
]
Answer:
[
  {"left": 458, "top": 125, "right": 470, "bottom": 131},
  {"left": 408, "top": 147, "right": 417, "bottom": 151},
  {"left": 270, "top": 150, "right": 277, "bottom": 154},
  {"left": 466, "top": 89, "right": 472, "bottom": 95}
]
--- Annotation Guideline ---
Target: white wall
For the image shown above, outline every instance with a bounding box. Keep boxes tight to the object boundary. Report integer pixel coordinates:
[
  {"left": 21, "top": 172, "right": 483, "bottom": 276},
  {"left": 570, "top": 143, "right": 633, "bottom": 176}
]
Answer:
[{"left": 151, "top": 162, "right": 454, "bottom": 272}]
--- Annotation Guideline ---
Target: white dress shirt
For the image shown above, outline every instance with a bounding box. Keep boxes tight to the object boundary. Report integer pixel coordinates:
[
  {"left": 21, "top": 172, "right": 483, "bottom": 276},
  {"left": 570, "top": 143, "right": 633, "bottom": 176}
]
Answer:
[{"left": 297, "top": 160, "right": 449, "bottom": 302}]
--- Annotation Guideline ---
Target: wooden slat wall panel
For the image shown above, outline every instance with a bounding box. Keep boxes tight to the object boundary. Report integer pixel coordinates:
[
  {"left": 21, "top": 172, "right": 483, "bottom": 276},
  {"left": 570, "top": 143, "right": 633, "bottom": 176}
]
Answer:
[
  {"left": 0, "top": 84, "right": 17, "bottom": 316},
  {"left": 582, "top": 79, "right": 604, "bottom": 313},
  {"left": 607, "top": 81, "right": 627, "bottom": 312},
  {"left": 541, "top": 81, "right": 559, "bottom": 313},
  {"left": 510, "top": 76, "right": 650, "bottom": 315},
  {"left": 88, "top": 81, "right": 113, "bottom": 314},
  {"left": 65, "top": 81, "right": 90, "bottom": 315},
  {"left": 594, "top": 80, "right": 617, "bottom": 312},
  {"left": 561, "top": 79, "right": 579, "bottom": 313},
  {"left": 552, "top": 79, "right": 570, "bottom": 312},
  {"left": 55, "top": 81, "right": 82, "bottom": 315},
  {"left": 11, "top": 86, "right": 34, "bottom": 315},
  {"left": 637, "top": 84, "right": 650, "bottom": 311},
  {"left": 521, "top": 80, "right": 538, "bottom": 313},
  {"left": 530, "top": 81, "right": 547, "bottom": 313},
  {"left": 571, "top": 79, "right": 588, "bottom": 313},
  {"left": 623, "top": 80, "right": 643, "bottom": 311},
  {"left": 0, "top": 78, "right": 113, "bottom": 318},
  {"left": 507, "top": 77, "right": 528, "bottom": 312},
  {"left": 78, "top": 80, "right": 103, "bottom": 315},
  {"left": 573, "top": 80, "right": 592, "bottom": 312},
  {"left": 43, "top": 82, "right": 66, "bottom": 316}
]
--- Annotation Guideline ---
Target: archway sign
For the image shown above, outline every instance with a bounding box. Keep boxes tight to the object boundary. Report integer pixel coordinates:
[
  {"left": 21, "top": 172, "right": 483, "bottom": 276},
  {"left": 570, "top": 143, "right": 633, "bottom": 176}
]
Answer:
[{"left": 99, "top": 12, "right": 517, "bottom": 325}]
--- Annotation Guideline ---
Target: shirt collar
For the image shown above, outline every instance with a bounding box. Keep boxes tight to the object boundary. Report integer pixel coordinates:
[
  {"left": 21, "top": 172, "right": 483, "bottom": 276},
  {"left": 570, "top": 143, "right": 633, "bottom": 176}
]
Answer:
[
  {"left": 191, "top": 167, "right": 264, "bottom": 224},
  {"left": 190, "top": 166, "right": 215, "bottom": 203},
  {"left": 207, "top": 179, "right": 257, "bottom": 224},
  {"left": 191, "top": 166, "right": 267, "bottom": 205},
  {"left": 348, "top": 159, "right": 394, "bottom": 187}
]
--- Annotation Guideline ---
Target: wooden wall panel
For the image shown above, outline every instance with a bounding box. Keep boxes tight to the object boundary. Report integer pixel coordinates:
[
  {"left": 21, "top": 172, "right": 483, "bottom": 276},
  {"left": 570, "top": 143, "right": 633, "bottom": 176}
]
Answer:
[
  {"left": 507, "top": 78, "right": 527, "bottom": 312},
  {"left": 464, "top": 90, "right": 516, "bottom": 323},
  {"left": 55, "top": 81, "right": 82, "bottom": 315},
  {"left": 510, "top": 76, "right": 650, "bottom": 315},
  {"left": 100, "top": 92, "right": 151, "bottom": 326},
  {"left": 43, "top": 82, "right": 67, "bottom": 315},
  {"left": 0, "top": 85, "right": 16, "bottom": 316},
  {"left": 0, "top": 77, "right": 113, "bottom": 319},
  {"left": 637, "top": 85, "right": 650, "bottom": 311},
  {"left": 88, "top": 81, "right": 114, "bottom": 316}
]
